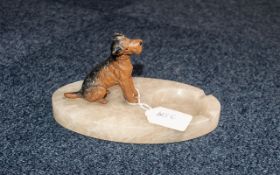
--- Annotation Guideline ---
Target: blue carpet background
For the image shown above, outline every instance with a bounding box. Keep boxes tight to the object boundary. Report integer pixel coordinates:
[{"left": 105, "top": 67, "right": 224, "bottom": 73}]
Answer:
[{"left": 0, "top": 0, "right": 279, "bottom": 174}]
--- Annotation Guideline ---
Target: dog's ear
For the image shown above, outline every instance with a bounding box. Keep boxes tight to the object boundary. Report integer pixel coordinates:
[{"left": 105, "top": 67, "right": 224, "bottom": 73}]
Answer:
[
  {"left": 112, "top": 46, "right": 122, "bottom": 55},
  {"left": 111, "top": 33, "right": 125, "bottom": 55},
  {"left": 111, "top": 41, "right": 123, "bottom": 55}
]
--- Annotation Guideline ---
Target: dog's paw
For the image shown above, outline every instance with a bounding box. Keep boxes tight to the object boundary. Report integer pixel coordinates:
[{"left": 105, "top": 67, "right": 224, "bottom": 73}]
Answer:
[
  {"left": 98, "top": 99, "right": 108, "bottom": 104},
  {"left": 126, "top": 97, "right": 138, "bottom": 103}
]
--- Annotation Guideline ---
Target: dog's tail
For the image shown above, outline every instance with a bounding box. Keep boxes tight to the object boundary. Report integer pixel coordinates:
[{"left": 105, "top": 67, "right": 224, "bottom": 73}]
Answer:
[{"left": 64, "top": 91, "right": 82, "bottom": 99}]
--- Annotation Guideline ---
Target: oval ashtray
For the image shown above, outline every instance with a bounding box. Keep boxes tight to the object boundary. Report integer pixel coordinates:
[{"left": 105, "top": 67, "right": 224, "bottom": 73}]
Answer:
[{"left": 52, "top": 77, "right": 221, "bottom": 144}]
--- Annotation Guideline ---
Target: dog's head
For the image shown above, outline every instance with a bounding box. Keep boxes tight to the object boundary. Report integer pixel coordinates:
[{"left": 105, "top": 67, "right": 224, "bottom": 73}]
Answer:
[{"left": 111, "top": 33, "right": 143, "bottom": 56}]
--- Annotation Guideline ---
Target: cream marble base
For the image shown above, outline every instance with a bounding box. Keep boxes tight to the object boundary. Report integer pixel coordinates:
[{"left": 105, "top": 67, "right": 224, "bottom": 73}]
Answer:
[{"left": 52, "top": 77, "right": 221, "bottom": 144}]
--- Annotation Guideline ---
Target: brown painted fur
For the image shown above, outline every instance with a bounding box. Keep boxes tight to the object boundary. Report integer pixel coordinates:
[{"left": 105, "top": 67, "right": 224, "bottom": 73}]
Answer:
[{"left": 64, "top": 33, "right": 143, "bottom": 104}]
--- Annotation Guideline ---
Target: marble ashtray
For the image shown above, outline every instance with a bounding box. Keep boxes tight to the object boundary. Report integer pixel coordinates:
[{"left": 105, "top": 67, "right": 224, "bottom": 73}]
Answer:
[{"left": 52, "top": 77, "right": 221, "bottom": 144}]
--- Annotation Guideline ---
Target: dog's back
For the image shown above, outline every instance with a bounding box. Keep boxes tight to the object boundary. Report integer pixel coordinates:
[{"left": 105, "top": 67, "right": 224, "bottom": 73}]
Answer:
[{"left": 64, "top": 56, "right": 115, "bottom": 99}]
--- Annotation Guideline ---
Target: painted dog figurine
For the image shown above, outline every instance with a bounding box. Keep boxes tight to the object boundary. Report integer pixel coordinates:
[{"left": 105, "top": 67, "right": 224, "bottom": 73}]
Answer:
[{"left": 64, "top": 33, "right": 143, "bottom": 104}]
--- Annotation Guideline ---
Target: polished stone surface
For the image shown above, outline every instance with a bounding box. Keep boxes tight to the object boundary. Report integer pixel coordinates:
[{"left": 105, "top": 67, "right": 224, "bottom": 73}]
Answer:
[{"left": 52, "top": 77, "right": 221, "bottom": 144}]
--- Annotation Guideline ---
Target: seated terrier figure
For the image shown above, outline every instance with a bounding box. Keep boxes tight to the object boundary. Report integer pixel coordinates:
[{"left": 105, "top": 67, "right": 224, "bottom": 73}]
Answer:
[{"left": 64, "top": 33, "right": 143, "bottom": 104}]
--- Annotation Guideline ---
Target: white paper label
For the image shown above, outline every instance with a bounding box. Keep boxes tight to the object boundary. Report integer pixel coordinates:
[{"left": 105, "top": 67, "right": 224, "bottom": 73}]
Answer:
[{"left": 145, "top": 107, "right": 193, "bottom": 131}]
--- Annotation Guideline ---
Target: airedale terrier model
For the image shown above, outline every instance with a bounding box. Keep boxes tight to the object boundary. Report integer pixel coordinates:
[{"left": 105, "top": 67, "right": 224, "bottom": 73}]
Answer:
[{"left": 64, "top": 33, "right": 143, "bottom": 104}]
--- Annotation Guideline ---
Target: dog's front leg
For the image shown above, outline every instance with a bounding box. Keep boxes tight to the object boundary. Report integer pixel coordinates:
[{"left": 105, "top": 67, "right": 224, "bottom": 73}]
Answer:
[{"left": 119, "top": 77, "right": 138, "bottom": 103}]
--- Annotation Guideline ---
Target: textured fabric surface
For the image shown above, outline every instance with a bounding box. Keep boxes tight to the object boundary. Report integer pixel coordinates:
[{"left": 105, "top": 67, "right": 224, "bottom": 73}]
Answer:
[{"left": 1, "top": 0, "right": 279, "bottom": 174}]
